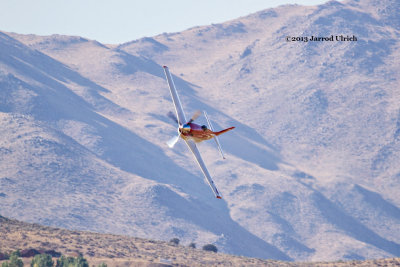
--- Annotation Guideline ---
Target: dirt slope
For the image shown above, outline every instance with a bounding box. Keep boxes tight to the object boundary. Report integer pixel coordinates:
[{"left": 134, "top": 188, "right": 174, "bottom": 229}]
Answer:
[{"left": 1, "top": 216, "right": 399, "bottom": 267}]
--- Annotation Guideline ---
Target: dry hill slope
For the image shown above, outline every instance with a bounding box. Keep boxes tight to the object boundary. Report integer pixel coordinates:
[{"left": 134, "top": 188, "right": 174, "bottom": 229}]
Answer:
[
  {"left": 1, "top": 215, "right": 400, "bottom": 267},
  {"left": 0, "top": 29, "right": 289, "bottom": 261}
]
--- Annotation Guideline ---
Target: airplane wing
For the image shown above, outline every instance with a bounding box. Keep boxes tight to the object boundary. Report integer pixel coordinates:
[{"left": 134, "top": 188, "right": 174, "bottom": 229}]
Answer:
[
  {"left": 163, "top": 66, "right": 187, "bottom": 125},
  {"left": 185, "top": 139, "right": 222, "bottom": 199}
]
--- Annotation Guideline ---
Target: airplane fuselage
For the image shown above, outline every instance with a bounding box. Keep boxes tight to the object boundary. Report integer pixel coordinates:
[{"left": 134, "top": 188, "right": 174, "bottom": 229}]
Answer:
[
  {"left": 180, "top": 123, "right": 215, "bottom": 143},
  {"left": 179, "top": 123, "right": 235, "bottom": 143}
]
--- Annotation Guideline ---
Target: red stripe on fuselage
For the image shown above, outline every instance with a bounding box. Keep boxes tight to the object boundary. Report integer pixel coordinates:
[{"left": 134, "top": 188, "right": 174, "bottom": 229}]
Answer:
[
  {"left": 181, "top": 123, "right": 234, "bottom": 143},
  {"left": 181, "top": 123, "right": 214, "bottom": 143}
]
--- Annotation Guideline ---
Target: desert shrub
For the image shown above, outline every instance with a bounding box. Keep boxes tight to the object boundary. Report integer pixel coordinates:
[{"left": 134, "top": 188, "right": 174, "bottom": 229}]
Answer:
[
  {"left": 74, "top": 257, "right": 88, "bottom": 267},
  {"left": 169, "top": 238, "right": 180, "bottom": 245},
  {"left": 0, "top": 252, "right": 9, "bottom": 260},
  {"left": 188, "top": 243, "right": 196, "bottom": 249},
  {"left": 31, "top": 254, "right": 53, "bottom": 267},
  {"left": 20, "top": 249, "right": 40, "bottom": 258},
  {"left": 1, "top": 253, "right": 23, "bottom": 267},
  {"left": 56, "top": 255, "right": 88, "bottom": 267},
  {"left": 43, "top": 250, "right": 61, "bottom": 258},
  {"left": 202, "top": 244, "right": 218, "bottom": 253},
  {"left": 10, "top": 251, "right": 21, "bottom": 258},
  {"left": 56, "top": 256, "right": 74, "bottom": 267}
]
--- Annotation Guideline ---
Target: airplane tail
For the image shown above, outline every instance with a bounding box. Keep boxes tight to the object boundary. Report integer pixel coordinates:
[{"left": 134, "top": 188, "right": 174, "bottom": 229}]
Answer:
[{"left": 214, "top": 127, "right": 235, "bottom": 136}]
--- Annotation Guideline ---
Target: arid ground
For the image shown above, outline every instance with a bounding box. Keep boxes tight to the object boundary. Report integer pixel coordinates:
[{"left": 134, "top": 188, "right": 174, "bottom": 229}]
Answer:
[{"left": 1, "top": 216, "right": 399, "bottom": 267}]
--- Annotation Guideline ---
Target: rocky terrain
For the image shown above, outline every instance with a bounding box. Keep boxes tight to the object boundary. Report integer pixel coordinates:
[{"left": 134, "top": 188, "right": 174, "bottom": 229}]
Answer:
[{"left": 1, "top": 215, "right": 400, "bottom": 266}]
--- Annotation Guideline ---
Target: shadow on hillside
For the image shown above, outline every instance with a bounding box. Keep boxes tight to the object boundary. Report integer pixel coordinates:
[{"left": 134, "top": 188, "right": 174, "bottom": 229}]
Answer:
[
  {"left": 188, "top": 96, "right": 282, "bottom": 171},
  {"left": 268, "top": 212, "right": 316, "bottom": 257},
  {"left": 152, "top": 184, "right": 291, "bottom": 260},
  {"left": 114, "top": 51, "right": 165, "bottom": 79},
  {"left": 0, "top": 32, "right": 291, "bottom": 260},
  {"left": 0, "top": 33, "right": 124, "bottom": 115},
  {"left": 354, "top": 185, "right": 400, "bottom": 220},
  {"left": 111, "top": 52, "right": 282, "bottom": 171},
  {"left": 115, "top": 50, "right": 201, "bottom": 93},
  {"left": 156, "top": 71, "right": 283, "bottom": 171},
  {"left": 309, "top": 187, "right": 400, "bottom": 257},
  {"left": 0, "top": 32, "right": 209, "bottom": 194}
]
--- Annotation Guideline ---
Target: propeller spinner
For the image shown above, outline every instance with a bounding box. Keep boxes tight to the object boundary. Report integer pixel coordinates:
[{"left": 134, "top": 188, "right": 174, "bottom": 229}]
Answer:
[{"left": 166, "top": 110, "right": 201, "bottom": 148}]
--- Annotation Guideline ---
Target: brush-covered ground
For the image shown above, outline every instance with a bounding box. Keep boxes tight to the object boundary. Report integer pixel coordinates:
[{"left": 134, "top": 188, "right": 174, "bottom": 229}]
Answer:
[{"left": 1, "top": 215, "right": 399, "bottom": 267}]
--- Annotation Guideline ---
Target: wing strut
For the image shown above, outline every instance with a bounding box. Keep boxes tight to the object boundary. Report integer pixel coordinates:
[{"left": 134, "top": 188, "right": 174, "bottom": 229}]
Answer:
[{"left": 204, "top": 111, "right": 226, "bottom": 159}]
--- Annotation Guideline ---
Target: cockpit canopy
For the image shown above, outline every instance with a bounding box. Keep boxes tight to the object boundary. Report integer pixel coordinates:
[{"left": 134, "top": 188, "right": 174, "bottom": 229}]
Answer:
[{"left": 181, "top": 124, "right": 191, "bottom": 132}]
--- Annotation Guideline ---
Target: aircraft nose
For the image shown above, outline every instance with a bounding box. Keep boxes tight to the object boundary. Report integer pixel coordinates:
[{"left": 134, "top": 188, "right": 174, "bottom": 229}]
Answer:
[{"left": 180, "top": 124, "right": 190, "bottom": 133}]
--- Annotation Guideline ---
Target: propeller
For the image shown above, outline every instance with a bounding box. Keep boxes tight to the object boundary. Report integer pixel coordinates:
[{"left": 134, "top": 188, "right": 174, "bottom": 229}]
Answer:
[
  {"left": 166, "top": 135, "right": 180, "bottom": 148},
  {"left": 187, "top": 110, "right": 201, "bottom": 124},
  {"left": 167, "top": 111, "right": 179, "bottom": 125},
  {"left": 166, "top": 111, "right": 180, "bottom": 148},
  {"left": 166, "top": 110, "right": 201, "bottom": 148}
]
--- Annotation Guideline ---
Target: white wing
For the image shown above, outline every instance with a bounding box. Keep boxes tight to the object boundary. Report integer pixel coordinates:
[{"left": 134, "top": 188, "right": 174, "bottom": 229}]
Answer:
[
  {"left": 185, "top": 139, "right": 222, "bottom": 199},
  {"left": 163, "top": 66, "right": 187, "bottom": 125}
]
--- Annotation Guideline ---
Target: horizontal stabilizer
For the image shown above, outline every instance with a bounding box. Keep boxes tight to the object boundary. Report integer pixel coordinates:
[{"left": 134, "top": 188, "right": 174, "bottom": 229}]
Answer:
[{"left": 214, "top": 127, "right": 235, "bottom": 136}]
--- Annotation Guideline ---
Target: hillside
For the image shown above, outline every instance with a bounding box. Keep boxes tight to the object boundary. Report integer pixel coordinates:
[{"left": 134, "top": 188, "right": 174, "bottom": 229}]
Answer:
[
  {"left": 1, "top": 215, "right": 400, "bottom": 267},
  {"left": 1, "top": 0, "right": 400, "bottom": 262}
]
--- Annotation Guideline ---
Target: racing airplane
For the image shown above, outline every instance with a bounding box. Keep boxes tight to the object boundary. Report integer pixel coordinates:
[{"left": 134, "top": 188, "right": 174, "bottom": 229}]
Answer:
[{"left": 163, "top": 66, "right": 235, "bottom": 199}]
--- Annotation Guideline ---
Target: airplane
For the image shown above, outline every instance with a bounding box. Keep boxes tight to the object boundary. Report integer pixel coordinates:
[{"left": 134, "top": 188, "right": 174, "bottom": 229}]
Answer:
[{"left": 163, "top": 66, "right": 235, "bottom": 199}]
